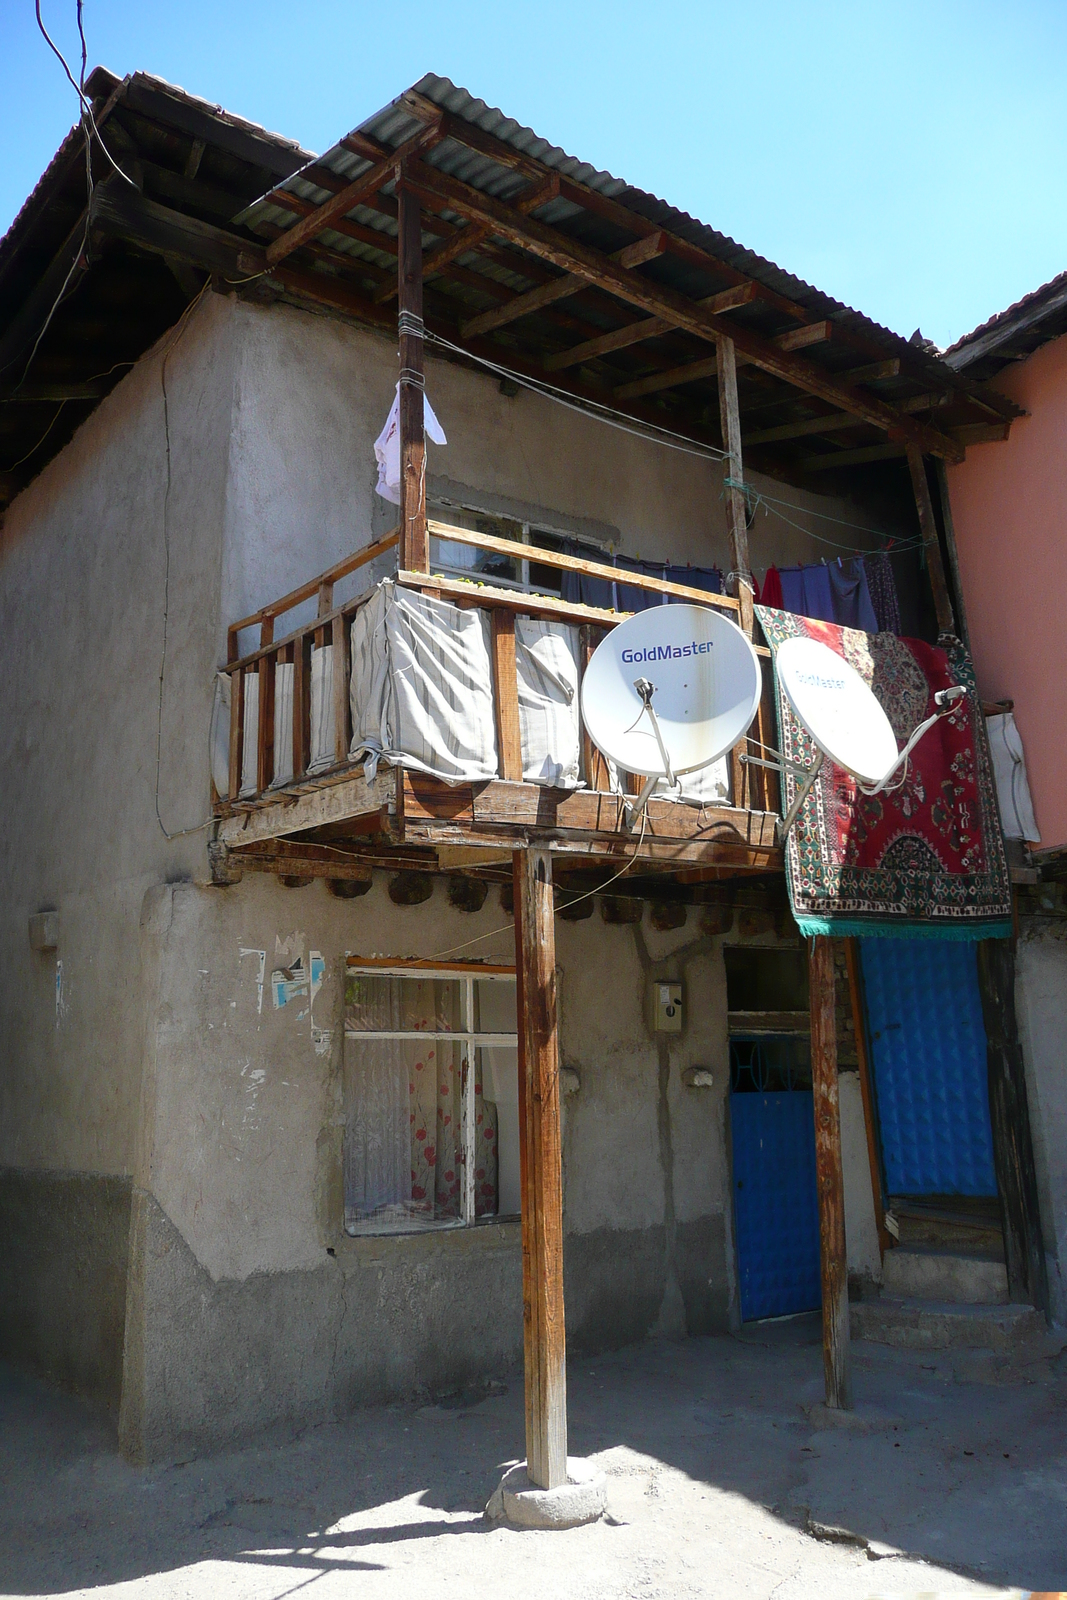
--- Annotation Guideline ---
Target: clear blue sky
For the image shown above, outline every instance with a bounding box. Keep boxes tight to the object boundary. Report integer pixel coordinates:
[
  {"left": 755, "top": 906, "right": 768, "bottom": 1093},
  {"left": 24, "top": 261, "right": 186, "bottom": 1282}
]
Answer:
[{"left": 3, "top": 0, "right": 1066, "bottom": 349}]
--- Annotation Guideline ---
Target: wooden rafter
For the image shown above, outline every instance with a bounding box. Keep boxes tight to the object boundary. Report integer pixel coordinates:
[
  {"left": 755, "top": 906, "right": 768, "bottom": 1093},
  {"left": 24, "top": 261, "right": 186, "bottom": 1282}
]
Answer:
[
  {"left": 460, "top": 231, "right": 667, "bottom": 339},
  {"left": 745, "top": 408, "right": 866, "bottom": 446},
  {"left": 395, "top": 100, "right": 1022, "bottom": 425},
  {"left": 543, "top": 282, "right": 758, "bottom": 373},
  {"left": 613, "top": 323, "right": 833, "bottom": 402},
  {"left": 615, "top": 354, "right": 719, "bottom": 402},
  {"left": 402, "top": 158, "right": 965, "bottom": 462},
  {"left": 399, "top": 89, "right": 808, "bottom": 326},
  {"left": 801, "top": 443, "right": 904, "bottom": 470},
  {"left": 264, "top": 120, "right": 442, "bottom": 267}
]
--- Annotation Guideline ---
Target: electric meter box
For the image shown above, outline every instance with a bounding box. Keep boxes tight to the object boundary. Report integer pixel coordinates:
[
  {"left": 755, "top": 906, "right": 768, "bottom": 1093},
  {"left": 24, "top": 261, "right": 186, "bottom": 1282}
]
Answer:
[{"left": 650, "top": 981, "right": 683, "bottom": 1033}]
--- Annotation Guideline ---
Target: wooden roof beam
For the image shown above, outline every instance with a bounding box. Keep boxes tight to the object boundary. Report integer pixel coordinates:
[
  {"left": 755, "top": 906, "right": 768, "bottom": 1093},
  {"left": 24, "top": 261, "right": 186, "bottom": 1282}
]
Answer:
[
  {"left": 745, "top": 408, "right": 864, "bottom": 445},
  {"left": 460, "top": 230, "right": 667, "bottom": 339},
  {"left": 264, "top": 120, "right": 443, "bottom": 267},
  {"left": 841, "top": 358, "right": 900, "bottom": 384},
  {"left": 543, "top": 282, "right": 758, "bottom": 372},
  {"left": 801, "top": 443, "right": 907, "bottom": 470},
  {"left": 404, "top": 158, "right": 964, "bottom": 462},
  {"left": 613, "top": 322, "right": 833, "bottom": 402},
  {"left": 395, "top": 96, "right": 1017, "bottom": 425},
  {"left": 399, "top": 89, "right": 809, "bottom": 327},
  {"left": 372, "top": 172, "right": 561, "bottom": 305}
]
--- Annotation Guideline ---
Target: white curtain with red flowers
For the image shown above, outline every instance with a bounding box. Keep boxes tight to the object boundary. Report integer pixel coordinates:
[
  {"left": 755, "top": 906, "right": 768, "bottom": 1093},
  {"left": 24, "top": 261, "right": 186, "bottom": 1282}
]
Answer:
[{"left": 343, "top": 974, "right": 498, "bottom": 1232}]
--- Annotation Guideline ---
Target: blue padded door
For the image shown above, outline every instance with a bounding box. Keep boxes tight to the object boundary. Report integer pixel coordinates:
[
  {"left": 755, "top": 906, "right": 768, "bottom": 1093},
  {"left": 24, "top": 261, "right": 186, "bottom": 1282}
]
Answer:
[
  {"left": 861, "top": 939, "right": 995, "bottom": 1196},
  {"left": 731, "top": 1087, "right": 821, "bottom": 1322}
]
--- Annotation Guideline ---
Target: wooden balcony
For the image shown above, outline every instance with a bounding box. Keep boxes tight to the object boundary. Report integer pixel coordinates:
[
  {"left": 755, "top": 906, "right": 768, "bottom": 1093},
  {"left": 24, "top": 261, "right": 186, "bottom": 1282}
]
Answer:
[{"left": 211, "top": 522, "right": 783, "bottom": 887}]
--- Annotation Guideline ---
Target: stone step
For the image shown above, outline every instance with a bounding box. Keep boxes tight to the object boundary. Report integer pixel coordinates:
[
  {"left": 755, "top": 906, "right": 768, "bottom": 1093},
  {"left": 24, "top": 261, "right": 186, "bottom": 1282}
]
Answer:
[
  {"left": 892, "top": 1204, "right": 1004, "bottom": 1256},
  {"left": 881, "top": 1244, "right": 1008, "bottom": 1305},
  {"left": 851, "top": 1296, "right": 1044, "bottom": 1354}
]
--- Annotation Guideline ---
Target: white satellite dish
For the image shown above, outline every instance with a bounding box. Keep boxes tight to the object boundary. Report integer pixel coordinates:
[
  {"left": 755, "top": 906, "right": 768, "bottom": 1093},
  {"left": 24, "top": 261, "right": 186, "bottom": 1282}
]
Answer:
[
  {"left": 775, "top": 636, "right": 899, "bottom": 786},
  {"left": 765, "top": 635, "right": 966, "bottom": 837},
  {"left": 580, "top": 605, "right": 761, "bottom": 815}
]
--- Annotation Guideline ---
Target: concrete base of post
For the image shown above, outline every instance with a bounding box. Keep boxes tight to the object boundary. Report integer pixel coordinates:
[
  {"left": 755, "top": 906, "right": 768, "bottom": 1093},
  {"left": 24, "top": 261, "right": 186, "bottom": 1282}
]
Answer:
[{"left": 485, "top": 1458, "right": 607, "bottom": 1529}]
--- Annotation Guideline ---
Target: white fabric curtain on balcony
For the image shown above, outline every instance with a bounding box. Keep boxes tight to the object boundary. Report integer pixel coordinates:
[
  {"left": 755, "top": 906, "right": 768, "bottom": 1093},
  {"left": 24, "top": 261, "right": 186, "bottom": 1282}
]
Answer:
[
  {"left": 349, "top": 581, "right": 499, "bottom": 782},
  {"left": 348, "top": 580, "right": 585, "bottom": 788}
]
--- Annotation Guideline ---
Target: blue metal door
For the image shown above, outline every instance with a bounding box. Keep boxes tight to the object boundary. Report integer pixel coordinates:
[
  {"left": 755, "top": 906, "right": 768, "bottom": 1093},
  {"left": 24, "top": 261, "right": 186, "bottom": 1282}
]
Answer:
[
  {"left": 730, "top": 1039, "right": 821, "bottom": 1322},
  {"left": 861, "top": 939, "right": 996, "bottom": 1196}
]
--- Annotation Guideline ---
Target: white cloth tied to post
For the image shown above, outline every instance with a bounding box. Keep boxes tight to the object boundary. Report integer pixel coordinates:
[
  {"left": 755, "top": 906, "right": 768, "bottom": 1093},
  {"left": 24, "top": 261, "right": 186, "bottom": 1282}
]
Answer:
[
  {"left": 349, "top": 580, "right": 582, "bottom": 787},
  {"left": 373, "top": 384, "right": 447, "bottom": 505}
]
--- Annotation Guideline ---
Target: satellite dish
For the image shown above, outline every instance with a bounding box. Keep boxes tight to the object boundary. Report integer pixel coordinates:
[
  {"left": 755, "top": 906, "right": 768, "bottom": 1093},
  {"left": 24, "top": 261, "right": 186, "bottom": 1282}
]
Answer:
[
  {"left": 580, "top": 604, "right": 762, "bottom": 778},
  {"left": 776, "top": 636, "right": 899, "bottom": 786}
]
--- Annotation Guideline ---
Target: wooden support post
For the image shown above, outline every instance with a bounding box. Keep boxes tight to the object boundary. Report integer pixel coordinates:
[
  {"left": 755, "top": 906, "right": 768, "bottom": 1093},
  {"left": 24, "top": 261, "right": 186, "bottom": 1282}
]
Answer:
[
  {"left": 397, "top": 183, "right": 428, "bottom": 574},
  {"left": 228, "top": 667, "right": 244, "bottom": 802},
  {"left": 292, "top": 634, "right": 309, "bottom": 780},
  {"left": 514, "top": 847, "right": 567, "bottom": 1489},
  {"left": 933, "top": 458, "right": 971, "bottom": 651},
  {"left": 579, "top": 625, "right": 610, "bottom": 792},
  {"left": 906, "top": 445, "right": 955, "bottom": 635},
  {"left": 256, "top": 651, "right": 275, "bottom": 796},
  {"left": 976, "top": 939, "right": 1049, "bottom": 1316},
  {"left": 717, "top": 333, "right": 755, "bottom": 810},
  {"left": 809, "top": 935, "right": 852, "bottom": 1409},
  {"left": 332, "top": 611, "right": 350, "bottom": 765},
  {"left": 845, "top": 938, "right": 891, "bottom": 1259},
  {"left": 492, "top": 610, "right": 523, "bottom": 781}
]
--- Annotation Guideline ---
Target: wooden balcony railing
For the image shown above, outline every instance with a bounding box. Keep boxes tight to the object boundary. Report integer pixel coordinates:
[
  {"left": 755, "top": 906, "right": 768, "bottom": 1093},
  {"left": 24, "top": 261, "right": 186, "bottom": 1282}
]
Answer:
[{"left": 219, "top": 521, "right": 779, "bottom": 818}]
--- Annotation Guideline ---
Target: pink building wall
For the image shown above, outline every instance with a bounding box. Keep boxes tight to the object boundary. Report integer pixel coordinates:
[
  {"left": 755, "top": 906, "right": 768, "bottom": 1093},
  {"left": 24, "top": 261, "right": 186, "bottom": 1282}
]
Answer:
[{"left": 947, "top": 332, "right": 1067, "bottom": 850}]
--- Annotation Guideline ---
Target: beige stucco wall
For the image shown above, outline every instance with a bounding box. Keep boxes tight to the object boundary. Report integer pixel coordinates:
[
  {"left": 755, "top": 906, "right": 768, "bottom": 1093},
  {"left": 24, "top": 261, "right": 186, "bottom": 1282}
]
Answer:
[
  {"left": 0, "top": 286, "right": 891, "bottom": 1440},
  {"left": 220, "top": 294, "right": 897, "bottom": 639},
  {"left": 0, "top": 291, "right": 236, "bottom": 1176},
  {"left": 0, "top": 285, "right": 881, "bottom": 1180}
]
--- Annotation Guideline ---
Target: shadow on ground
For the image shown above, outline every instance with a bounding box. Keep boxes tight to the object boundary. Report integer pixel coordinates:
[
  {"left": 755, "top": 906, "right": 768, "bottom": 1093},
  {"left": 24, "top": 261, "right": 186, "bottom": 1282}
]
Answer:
[{"left": 2, "top": 1317, "right": 1066, "bottom": 1598}]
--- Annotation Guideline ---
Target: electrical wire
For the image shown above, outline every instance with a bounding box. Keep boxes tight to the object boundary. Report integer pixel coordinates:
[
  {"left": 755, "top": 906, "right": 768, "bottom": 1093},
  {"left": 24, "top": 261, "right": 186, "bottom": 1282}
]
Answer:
[
  {"left": 2, "top": 400, "right": 67, "bottom": 469},
  {"left": 424, "top": 329, "right": 729, "bottom": 465},
  {"left": 424, "top": 330, "right": 921, "bottom": 562},
  {"left": 35, "top": 1, "right": 136, "bottom": 189},
  {"left": 6, "top": 5, "right": 139, "bottom": 394}
]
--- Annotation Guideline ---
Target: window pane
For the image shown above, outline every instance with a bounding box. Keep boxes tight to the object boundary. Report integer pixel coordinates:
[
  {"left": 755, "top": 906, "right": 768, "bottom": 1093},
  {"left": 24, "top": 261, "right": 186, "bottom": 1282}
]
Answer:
[
  {"left": 344, "top": 1036, "right": 463, "bottom": 1232},
  {"left": 344, "top": 973, "right": 462, "bottom": 1033},
  {"left": 430, "top": 508, "right": 522, "bottom": 586},
  {"left": 473, "top": 977, "right": 517, "bottom": 1034},
  {"left": 475, "top": 1047, "right": 509, "bottom": 1218}
]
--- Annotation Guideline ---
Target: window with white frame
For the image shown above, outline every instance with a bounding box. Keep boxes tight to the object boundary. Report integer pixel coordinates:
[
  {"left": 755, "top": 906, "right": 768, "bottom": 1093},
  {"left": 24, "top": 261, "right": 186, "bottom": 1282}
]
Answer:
[
  {"left": 428, "top": 502, "right": 609, "bottom": 599},
  {"left": 343, "top": 959, "right": 520, "bottom": 1235}
]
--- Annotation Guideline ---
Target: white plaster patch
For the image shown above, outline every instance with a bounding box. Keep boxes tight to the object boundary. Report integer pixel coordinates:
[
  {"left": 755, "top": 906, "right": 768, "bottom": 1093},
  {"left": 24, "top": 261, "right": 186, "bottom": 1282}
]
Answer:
[
  {"left": 239, "top": 948, "right": 266, "bottom": 1014},
  {"left": 54, "top": 959, "right": 65, "bottom": 1028}
]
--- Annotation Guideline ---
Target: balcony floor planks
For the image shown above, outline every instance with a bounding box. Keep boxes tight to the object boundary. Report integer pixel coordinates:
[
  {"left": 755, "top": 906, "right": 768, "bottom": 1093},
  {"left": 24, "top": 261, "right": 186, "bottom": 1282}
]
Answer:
[{"left": 216, "top": 765, "right": 780, "bottom": 873}]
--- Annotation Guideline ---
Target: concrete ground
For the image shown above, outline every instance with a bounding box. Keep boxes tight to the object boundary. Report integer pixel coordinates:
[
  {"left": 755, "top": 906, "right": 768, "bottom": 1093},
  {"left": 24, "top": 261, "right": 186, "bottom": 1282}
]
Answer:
[{"left": 2, "top": 1317, "right": 1067, "bottom": 1600}]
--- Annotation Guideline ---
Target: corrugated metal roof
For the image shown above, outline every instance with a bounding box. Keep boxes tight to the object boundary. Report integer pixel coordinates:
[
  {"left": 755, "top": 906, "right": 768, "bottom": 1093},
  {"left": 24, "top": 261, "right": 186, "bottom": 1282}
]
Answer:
[
  {"left": 238, "top": 72, "right": 971, "bottom": 395},
  {"left": 946, "top": 268, "right": 1067, "bottom": 377}
]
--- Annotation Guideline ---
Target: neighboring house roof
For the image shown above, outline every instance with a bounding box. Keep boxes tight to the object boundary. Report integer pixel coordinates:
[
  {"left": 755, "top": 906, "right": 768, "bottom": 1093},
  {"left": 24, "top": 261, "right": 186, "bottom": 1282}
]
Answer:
[
  {"left": 0, "top": 69, "right": 1021, "bottom": 513},
  {"left": 945, "top": 270, "right": 1067, "bottom": 381}
]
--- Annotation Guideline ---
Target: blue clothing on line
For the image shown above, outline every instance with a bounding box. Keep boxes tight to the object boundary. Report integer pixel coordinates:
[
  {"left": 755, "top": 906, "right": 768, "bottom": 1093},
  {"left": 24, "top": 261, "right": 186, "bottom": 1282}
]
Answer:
[{"left": 828, "top": 557, "right": 878, "bottom": 632}]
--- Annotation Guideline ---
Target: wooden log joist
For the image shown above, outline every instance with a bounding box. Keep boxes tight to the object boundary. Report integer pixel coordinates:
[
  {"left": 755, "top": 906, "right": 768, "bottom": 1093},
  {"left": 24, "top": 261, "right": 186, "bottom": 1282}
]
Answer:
[
  {"left": 264, "top": 120, "right": 444, "bottom": 267},
  {"left": 400, "top": 158, "right": 966, "bottom": 462},
  {"left": 215, "top": 768, "right": 396, "bottom": 847},
  {"left": 399, "top": 773, "right": 780, "bottom": 868},
  {"left": 214, "top": 839, "right": 376, "bottom": 883}
]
